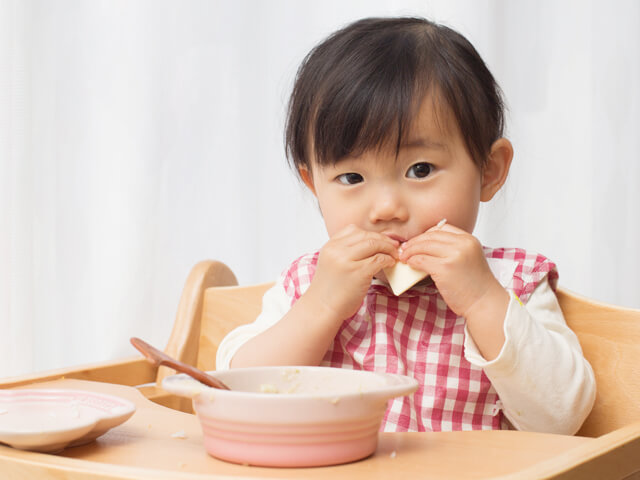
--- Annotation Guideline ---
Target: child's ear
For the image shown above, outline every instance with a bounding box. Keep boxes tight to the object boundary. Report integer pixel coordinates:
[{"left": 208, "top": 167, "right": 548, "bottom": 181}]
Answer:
[
  {"left": 299, "top": 167, "right": 317, "bottom": 195},
  {"left": 480, "top": 138, "right": 513, "bottom": 202}
]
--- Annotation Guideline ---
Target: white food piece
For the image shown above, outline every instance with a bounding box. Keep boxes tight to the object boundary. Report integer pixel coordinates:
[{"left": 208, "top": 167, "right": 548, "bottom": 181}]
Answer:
[
  {"left": 285, "top": 383, "right": 300, "bottom": 394},
  {"left": 171, "top": 430, "right": 187, "bottom": 439},
  {"left": 383, "top": 262, "right": 428, "bottom": 296},
  {"left": 260, "top": 384, "right": 279, "bottom": 394}
]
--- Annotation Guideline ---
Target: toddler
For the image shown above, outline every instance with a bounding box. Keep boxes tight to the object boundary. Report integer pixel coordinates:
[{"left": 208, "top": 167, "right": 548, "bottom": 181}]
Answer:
[{"left": 217, "top": 17, "right": 595, "bottom": 434}]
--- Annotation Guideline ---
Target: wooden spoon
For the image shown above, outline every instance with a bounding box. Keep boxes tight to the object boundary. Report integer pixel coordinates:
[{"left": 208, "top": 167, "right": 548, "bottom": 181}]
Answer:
[{"left": 130, "top": 337, "right": 230, "bottom": 390}]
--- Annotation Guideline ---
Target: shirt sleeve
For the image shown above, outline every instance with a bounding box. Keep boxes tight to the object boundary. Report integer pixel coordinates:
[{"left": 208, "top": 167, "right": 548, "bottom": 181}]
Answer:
[
  {"left": 215, "top": 281, "right": 291, "bottom": 370},
  {"left": 463, "top": 276, "right": 596, "bottom": 435}
]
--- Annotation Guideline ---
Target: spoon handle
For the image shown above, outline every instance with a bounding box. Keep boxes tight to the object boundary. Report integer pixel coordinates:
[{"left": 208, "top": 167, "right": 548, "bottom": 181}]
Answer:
[
  {"left": 130, "top": 337, "right": 230, "bottom": 390},
  {"left": 159, "top": 358, "right": 230, "bottom": 390}
]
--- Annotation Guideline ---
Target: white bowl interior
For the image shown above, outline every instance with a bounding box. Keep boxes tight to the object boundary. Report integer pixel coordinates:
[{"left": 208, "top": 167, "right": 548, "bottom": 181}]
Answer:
[{"left": 163, "top": 366, "right": 417, "bottom": 398}]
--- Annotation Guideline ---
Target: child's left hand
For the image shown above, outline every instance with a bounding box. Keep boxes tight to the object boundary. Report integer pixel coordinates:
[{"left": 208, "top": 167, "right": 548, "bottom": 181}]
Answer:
[{"left": 399, "top": 223, "right": 506, "bottom": 320}]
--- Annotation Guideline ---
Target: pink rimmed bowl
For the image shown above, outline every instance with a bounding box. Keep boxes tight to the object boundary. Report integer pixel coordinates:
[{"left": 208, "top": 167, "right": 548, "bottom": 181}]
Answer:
[{"left": 162, "top": 366, "right": 417, "bottom": 467}]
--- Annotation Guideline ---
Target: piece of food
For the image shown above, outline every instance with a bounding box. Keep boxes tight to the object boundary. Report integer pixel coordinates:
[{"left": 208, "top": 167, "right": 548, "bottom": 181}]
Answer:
[
  {"left": 260, "top": 384, "right": 279, "bottom": 393},
  {"left": 383, "top": 262, "right": 428, "bottom": 296}
]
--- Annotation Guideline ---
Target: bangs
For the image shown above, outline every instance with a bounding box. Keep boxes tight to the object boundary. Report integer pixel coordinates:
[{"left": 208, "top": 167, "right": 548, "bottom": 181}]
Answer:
[
  {"left": 286, "top": 19, "right": 431, "bottom": 170},
  {"left": 311, "top": 31, "right": 429, "bottom": 165},
  {"left": 285, "top": 17, "right": 505, "bottom": 175}
]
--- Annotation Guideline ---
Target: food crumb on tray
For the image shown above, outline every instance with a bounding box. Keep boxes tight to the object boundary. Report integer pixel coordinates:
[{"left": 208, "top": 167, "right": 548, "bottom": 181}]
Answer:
[{"left": 171, "top": 430, "right": 187, "bottom": 439}]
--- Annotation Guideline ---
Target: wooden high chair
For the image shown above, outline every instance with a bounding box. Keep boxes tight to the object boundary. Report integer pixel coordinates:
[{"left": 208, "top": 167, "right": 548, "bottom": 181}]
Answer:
[{"left": 2, "top": 259, "right": 640, "bottom": 479}]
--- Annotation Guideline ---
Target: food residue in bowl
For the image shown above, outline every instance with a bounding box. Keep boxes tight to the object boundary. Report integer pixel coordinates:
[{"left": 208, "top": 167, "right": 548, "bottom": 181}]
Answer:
[
  {"left": 259, "top": 384, "right": 279, "bottom": 394},
  {"left": 281, "top": 368, "right": 301, "bottom": 381},
  {"left": 169, "top": 376, "right": 214, "bottom": 397},
  {"left": 259, "top": 380, "right": 301, "bottom": 394}
]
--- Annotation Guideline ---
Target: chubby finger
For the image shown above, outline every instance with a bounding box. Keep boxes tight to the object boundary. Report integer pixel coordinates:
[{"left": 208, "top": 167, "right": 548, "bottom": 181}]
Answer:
[
  {"left": 400, "top": 223, "right": 460, "bottom": 249},
  {"left": 401, "top": 229, "right": 460, "bottom": 255},
  {"left": 347, "top": 232, "right": 400, "bottom": 261},
  {"left": 400, "top": 238, "right": 455, "bottom": 261},
  {"left": 332, "top": 225, "right": 399, "bottom": 247},
  {"left": 404, "top": 253, "right": 440, "bottom": 276},
  {"left": 403, "top": 234, "right": 485, "bottom": 271},
  {"left": 324, "top": 231, "right": 399, "bottom": 264},
  {"left": 360, "top": 252, "right": 398, "bottom": 278}
]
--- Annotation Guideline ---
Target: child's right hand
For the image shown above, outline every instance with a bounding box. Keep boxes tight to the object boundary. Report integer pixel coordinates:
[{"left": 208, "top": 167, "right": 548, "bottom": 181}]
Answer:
[{"left": 304, "top": 224, "right": 399, "bottom": 322}]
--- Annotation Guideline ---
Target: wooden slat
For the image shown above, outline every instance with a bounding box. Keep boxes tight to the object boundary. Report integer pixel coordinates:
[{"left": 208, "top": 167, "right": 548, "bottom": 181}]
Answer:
[
  {"left": 156, "top": 260, "right": 238, "bottom": 385},
  {"left": 0, "top": 357, "right": 156, "bottom": 390},
  {"left": 197, "top": 283, "right": 272, "bottom": 371},
  {"left": 557, "top": 288, "right": 640, "bottom": 437},
  {"left": 495, "top": 421, "right": 640, "bottom": 480},
  {"left": 136, "top": 385, "right": 194, "bottom": 414}
]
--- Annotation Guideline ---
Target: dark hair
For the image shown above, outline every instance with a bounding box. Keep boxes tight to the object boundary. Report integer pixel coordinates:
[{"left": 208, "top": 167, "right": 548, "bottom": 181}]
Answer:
[{"left": 285, "top": 17, "right": 505, "bottom": 176}]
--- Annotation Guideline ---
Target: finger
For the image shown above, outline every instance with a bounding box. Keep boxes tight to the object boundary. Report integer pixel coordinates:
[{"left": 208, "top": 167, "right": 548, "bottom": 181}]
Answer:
[
  {"left": 333, "top": 226, "right": 400, "bottom": 249},
  {"left": 324, "top": 235, "right": 398, "bottom": 262},
  {"left": 401, "top": 227, "right": 459, "bottom": 249},
  {"left": 347, "top": 234, "right": 400, "bottom": 261},
  {"left": 401, "top": 230, "right": 461, "bottom": 255},
  {"left": 405, "top": 253, "right": 441, "bottom": 276},
  {"left": 404, "top": 233, "right": 485, "bottom": 270},
  {"left": 360, "top": 252, "right": 398, "bottom": 278},
  {"left": 400, "top": 238, "right": 455, "bottom": 261},
  {"left": 334, "top": 228, "right": 399, "bottom": 251}
]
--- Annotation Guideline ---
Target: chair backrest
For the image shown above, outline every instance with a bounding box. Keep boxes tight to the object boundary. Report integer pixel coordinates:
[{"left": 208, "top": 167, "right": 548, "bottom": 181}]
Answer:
[
  {"left": 177, "top": 261, "right": 640, "bottom": 438},
  {"left": 197, "top": 282, "right": 274, "bottom": 373},
  {"left": 556, "top": 288, "right": 640, "bottom": 437}
]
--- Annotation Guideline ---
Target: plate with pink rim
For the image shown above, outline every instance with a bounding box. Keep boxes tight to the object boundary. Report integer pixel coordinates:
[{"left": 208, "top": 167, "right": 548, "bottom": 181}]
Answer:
[{"left": 0, "top": 389, "right": 136, "bottom": 453}]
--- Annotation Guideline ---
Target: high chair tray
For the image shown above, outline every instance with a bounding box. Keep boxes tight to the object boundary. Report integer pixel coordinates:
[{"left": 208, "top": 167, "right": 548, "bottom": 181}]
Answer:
[{"left": 0, "top": 378, "right": 616, "bottom": 480}]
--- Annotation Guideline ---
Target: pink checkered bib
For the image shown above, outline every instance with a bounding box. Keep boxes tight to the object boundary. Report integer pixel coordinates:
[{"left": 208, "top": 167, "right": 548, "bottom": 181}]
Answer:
[{"left": 281, "top": 247, "right": 558, "bottom": 432}]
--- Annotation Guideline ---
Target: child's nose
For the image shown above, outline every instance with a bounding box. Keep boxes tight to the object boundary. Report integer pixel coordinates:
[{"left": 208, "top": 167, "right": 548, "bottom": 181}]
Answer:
[{"left": 368, "top": 187, "right": 408, "bottom": 224}]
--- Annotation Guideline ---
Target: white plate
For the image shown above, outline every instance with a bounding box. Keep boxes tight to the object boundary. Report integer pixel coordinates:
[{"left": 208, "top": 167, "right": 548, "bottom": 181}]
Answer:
[{"left": 0, "top": 389, "right": 136, "bottom": 453}]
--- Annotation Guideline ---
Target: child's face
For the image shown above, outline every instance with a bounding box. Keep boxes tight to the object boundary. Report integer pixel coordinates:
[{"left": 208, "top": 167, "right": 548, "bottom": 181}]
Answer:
[{"left": 302, "top": 95, "right": 500, "bottom": 242}]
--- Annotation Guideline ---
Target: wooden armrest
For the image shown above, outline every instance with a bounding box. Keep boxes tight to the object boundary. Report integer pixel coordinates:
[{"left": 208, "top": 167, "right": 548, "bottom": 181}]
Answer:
[
  {"left": 0, "top": 356, "right": 156, "bottom": 390},
  {"left": 496, "top": 422, "right": 640, "bottom": 480}
]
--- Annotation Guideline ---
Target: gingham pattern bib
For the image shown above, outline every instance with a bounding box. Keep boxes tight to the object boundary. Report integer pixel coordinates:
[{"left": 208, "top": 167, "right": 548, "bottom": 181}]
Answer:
[{"left": 281, "top": 247, "right": 558, "bottom": 432}]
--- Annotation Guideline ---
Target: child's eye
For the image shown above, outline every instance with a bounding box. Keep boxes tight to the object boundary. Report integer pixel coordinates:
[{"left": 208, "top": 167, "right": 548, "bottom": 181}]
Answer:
[
  {"left": 406, "top": 162, "right": 433, "bottom": 179},
  {"left": 336, "top": 173, "right": 364, "bottom": 185}
]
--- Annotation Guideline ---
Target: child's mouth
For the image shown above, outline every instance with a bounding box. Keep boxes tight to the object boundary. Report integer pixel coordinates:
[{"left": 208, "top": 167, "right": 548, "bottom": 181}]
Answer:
[{"left": 383, "top": 233, "right": 407, "bottom": 244}]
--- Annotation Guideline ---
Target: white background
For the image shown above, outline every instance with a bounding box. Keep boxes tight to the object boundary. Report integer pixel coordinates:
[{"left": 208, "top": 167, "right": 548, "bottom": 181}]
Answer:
[{"left": 1, "top": 0, "right": 639, "bottom": 377}]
